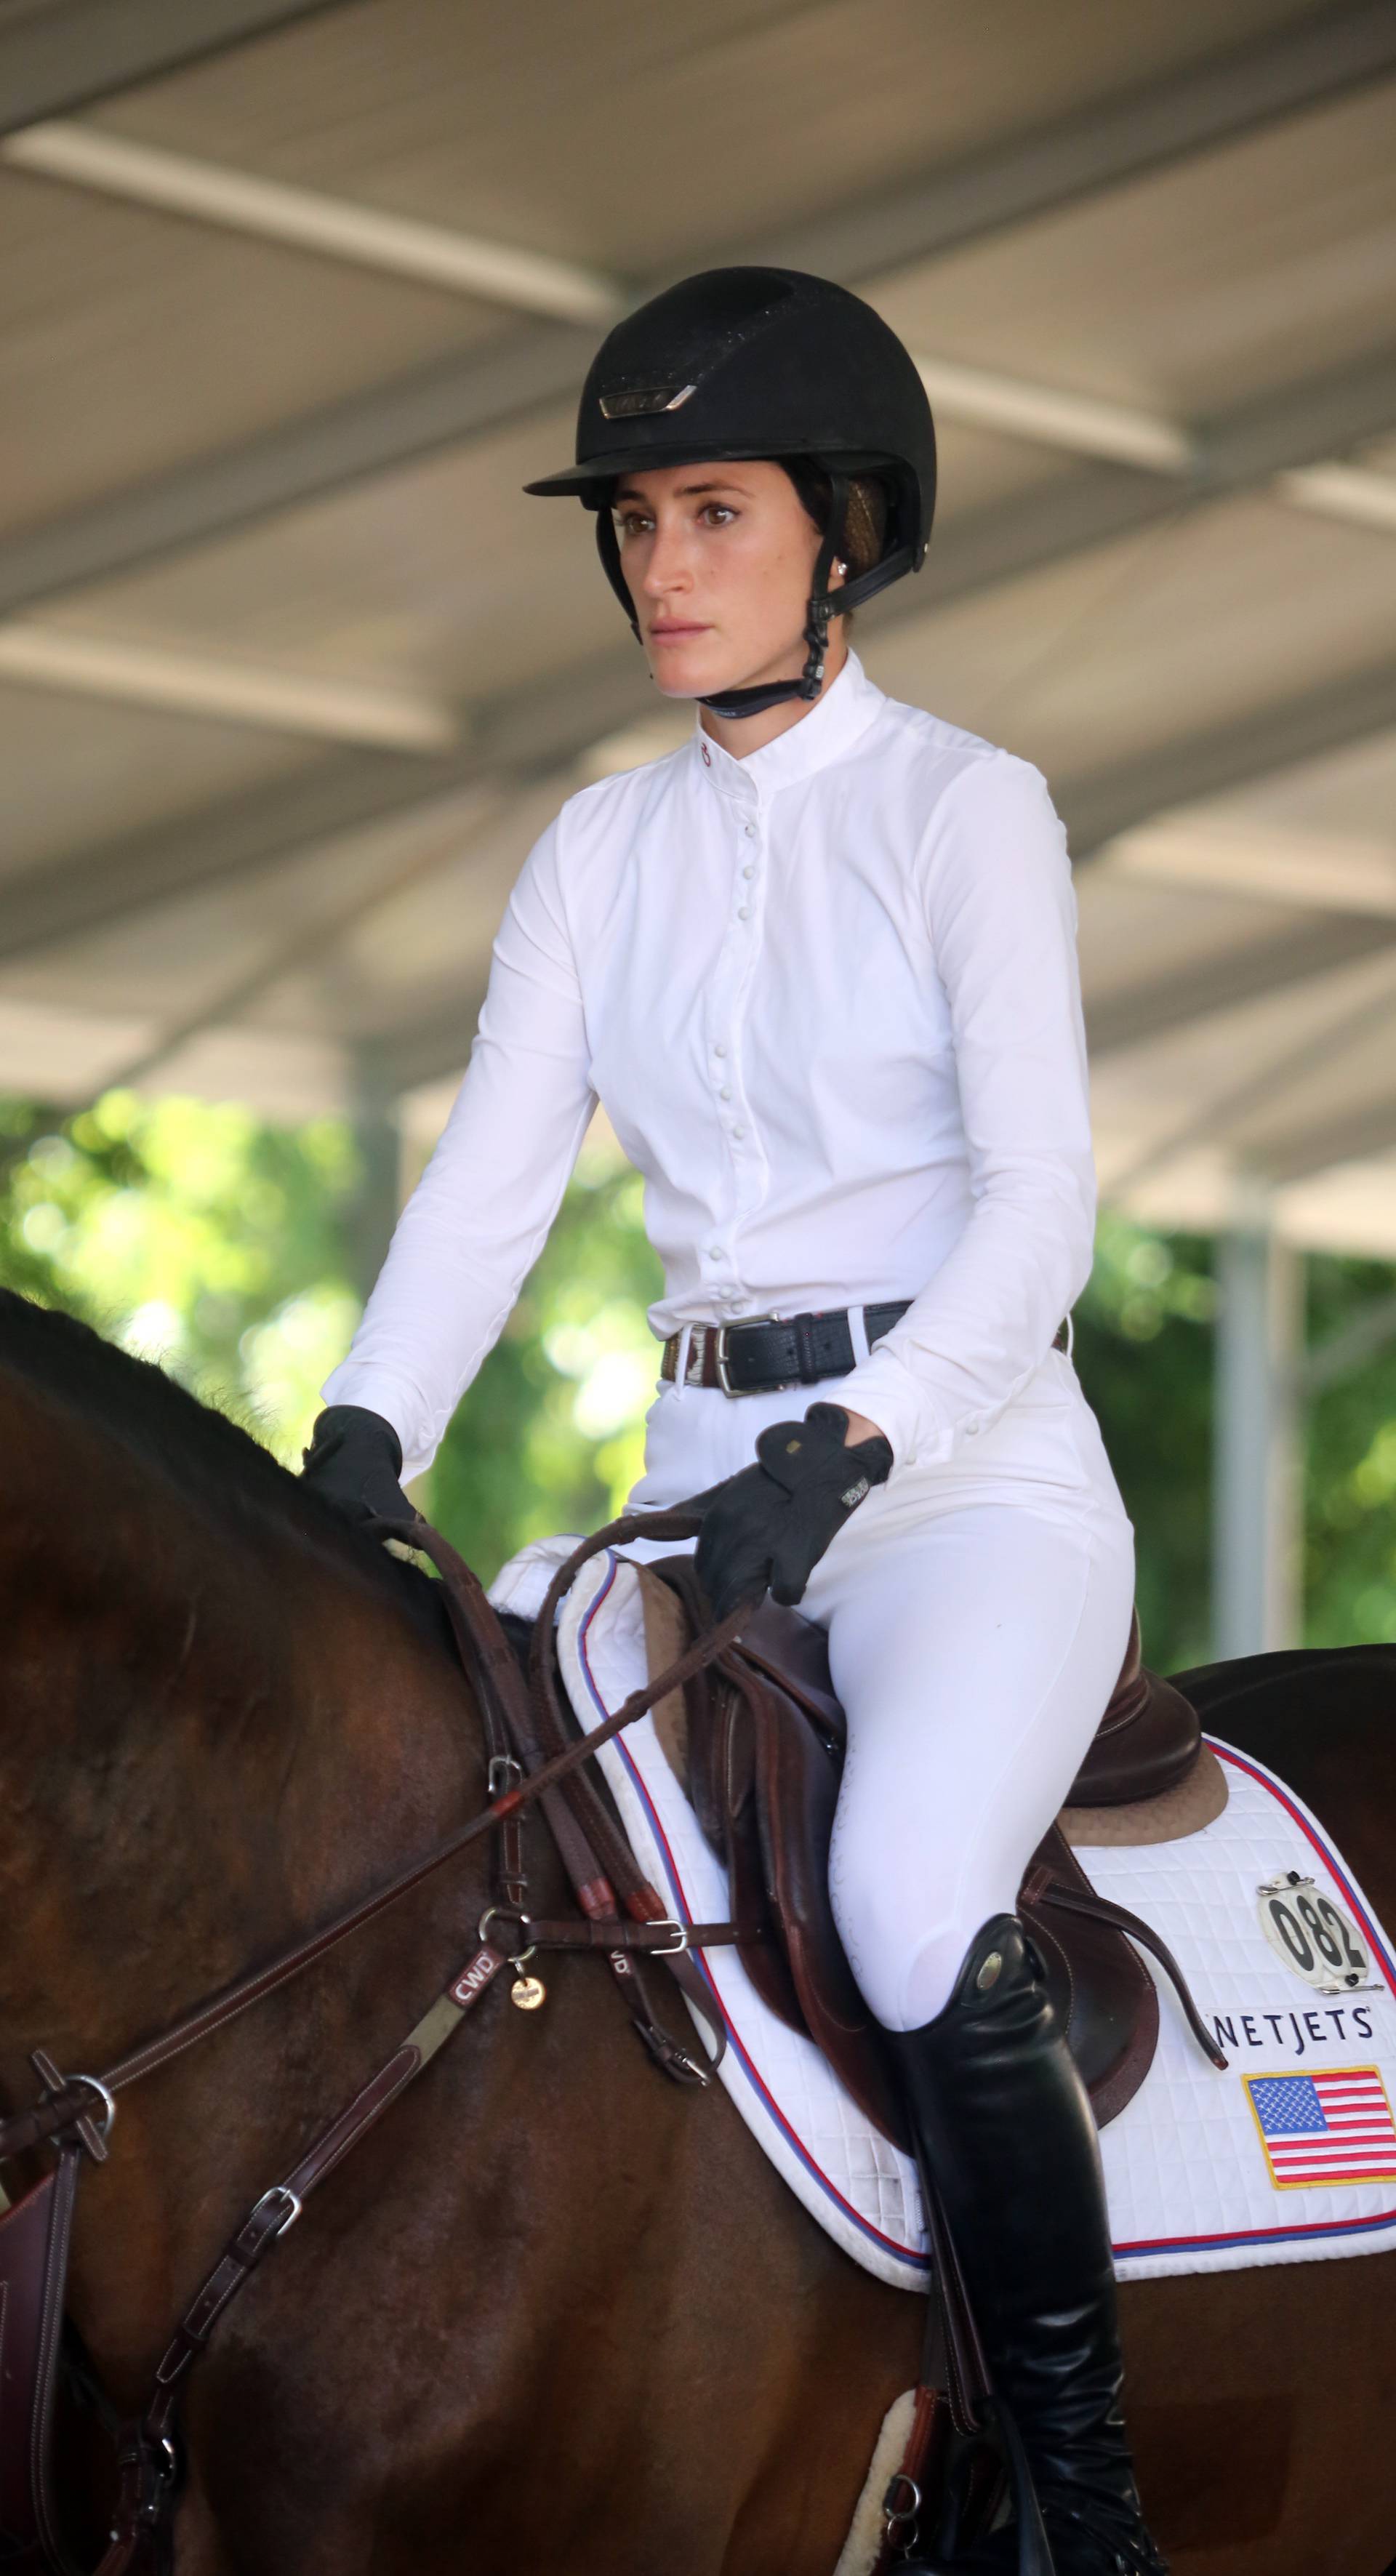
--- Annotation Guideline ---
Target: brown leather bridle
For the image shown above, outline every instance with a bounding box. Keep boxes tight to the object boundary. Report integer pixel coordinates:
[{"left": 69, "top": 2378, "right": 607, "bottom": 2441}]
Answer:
[{"left": 0, "top": 1501, "right": 751, "bottom": 2576}]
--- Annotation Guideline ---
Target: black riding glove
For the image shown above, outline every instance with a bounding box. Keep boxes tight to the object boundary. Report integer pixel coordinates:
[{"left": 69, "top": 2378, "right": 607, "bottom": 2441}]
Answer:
[
  {"left": 695, "top": 1400, "right": 894, "bottom": 1626},
  {"left": 300, "top": 1404, "right": 414, "bottom": 1529}
]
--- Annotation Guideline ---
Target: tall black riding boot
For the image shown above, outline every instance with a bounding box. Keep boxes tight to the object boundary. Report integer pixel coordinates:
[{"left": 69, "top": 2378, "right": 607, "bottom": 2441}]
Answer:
[{"left": 883, "top": 1915, "right": 1168, "bottom": 2576}]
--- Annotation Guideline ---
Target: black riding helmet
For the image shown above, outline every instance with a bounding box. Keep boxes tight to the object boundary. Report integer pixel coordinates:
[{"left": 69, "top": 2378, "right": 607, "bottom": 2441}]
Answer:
[{"left": 524, "top": 265, "right": 936, "bottom": 719}]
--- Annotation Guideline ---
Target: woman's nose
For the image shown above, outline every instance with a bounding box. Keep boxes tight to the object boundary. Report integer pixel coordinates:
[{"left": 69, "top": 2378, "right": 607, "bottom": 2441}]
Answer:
[{"left": 642, "top": 526, "right": 692, "bottom": 595}]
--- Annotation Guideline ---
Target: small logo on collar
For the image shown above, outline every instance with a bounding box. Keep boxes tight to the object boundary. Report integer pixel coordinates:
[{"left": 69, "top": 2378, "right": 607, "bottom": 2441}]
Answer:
[{"left": 701, "top": 740, "right": 712, "bottom": 767}]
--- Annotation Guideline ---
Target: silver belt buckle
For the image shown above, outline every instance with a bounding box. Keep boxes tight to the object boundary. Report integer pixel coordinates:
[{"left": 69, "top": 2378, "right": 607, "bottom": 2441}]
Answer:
[{"left": 714, "top": 1312, "right": 783, "bottom": 1396}]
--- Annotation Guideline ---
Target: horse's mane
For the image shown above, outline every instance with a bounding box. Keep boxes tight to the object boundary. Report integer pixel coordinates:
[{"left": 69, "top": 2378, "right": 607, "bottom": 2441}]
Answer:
[{"left": 0, "top": 1288, "right": 449, "bottom": 1638}]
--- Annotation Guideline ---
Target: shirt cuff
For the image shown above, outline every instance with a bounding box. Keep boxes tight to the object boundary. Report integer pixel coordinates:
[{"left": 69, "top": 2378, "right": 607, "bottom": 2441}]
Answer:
[
  {"left": 318, "top": 1360, "right": 441, "bottom": 1483},
  {"left": 829, "top": 1349, "right": 949, "bottom": 1473}
]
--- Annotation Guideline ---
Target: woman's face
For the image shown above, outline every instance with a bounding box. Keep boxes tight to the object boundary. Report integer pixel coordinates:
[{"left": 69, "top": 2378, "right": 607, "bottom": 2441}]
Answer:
[{"left": 611, "top": 458, "right": 839, "bottom": 701}]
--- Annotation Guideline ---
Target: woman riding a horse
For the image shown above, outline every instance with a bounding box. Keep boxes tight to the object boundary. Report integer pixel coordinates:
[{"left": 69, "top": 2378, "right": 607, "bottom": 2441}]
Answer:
[{"left": 305, "top": 267, "right": 1158, "bottom": 2576}]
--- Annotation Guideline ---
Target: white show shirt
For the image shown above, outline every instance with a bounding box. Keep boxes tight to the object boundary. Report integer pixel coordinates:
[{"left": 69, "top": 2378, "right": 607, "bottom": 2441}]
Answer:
[{"left": 324, "top": 646, "right": 1097, "bottom": 1482}]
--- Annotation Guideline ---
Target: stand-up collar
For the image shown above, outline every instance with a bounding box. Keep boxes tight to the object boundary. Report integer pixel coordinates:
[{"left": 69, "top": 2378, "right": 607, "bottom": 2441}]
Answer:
[{"left": 691, "top": 646, "right": 884, "bottom": 806}]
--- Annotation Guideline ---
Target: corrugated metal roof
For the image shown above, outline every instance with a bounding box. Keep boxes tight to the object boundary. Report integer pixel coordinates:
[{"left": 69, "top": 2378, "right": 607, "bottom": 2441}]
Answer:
[{"left": 3, "top": 0, "right": 1395, "bottom": 1254}]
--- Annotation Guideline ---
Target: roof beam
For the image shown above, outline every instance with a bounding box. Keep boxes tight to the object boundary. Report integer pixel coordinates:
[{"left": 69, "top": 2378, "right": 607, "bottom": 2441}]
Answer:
[
  {"left": 0, "top": 0, "right": 345, "bottom": 138},
  {"left": 1100, "top": 960, "right": 1396, "bottom": 1203},
  {"left": 0, "top": 321, "right": 597, "bottom": 622},
  {"left": 0, "top": 623, "right": 460, "bottom": 748},
  {"left": 1086, "top": 913, "right": 1396, "bottom": 1056},
  {"left": 0, "top": 641, "right": 653, "bottom": 964},
  {"left": 361, "top": 992, "right": 489, "bottom": 1096},
  {"left": 7, "top": 600, "right": 1396, "bottom": 982},
  {"left": 326, "top": 658, "right": 1396, "bottom": 1096},
  {"left": 1062, "top": 655, "right": 1396, "bottom": 860},
  {"left": 740, "top": 1, "right": 1396, "bottom": 281},
  {"left": 5, "top": 7, "right": 1396, "bottom": 619},
  {"left": 1259, "top": 1089, "right": 1396, "bottom": 1185},
  {"left": 2, "top": 331, "right": 1393, "bottom": 685},
  {"left": 4, "top": 122, "right": 624, "bottom": 323}
]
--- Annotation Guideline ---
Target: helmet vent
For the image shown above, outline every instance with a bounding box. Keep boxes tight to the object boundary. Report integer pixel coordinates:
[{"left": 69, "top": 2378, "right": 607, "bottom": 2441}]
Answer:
[{"left": 599, "top": 384, "right": 697, "bottom": 418}]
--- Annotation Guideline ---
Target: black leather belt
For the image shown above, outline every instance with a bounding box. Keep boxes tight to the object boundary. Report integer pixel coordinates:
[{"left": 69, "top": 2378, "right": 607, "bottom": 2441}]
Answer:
[{"left": 659, "top": 1304, "right": 1070, "bottom": 1397}]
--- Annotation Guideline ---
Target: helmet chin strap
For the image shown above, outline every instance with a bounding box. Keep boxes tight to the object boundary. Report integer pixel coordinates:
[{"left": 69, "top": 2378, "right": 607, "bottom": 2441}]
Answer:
[{"left": 697, "top": 471, "right": 850, "bottom": 723}]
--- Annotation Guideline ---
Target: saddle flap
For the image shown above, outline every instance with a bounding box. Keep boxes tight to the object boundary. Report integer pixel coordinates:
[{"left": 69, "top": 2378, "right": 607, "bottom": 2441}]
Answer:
[
  {"left": 743, "top": 1656, "right": 914, "bottom": 2151},
  {"left": 1019, "top": 1827, "right": 1160, "bottom": 2124},
  {"left": 1067, "top": 1609, "right": 1202, "bottom": 1807},
  {"left": 645, "top": 1560, "right": 1164, "bottom": 2147},
  {"left": 642, "top": 1565, "right": 807, "bottom": 2034}
]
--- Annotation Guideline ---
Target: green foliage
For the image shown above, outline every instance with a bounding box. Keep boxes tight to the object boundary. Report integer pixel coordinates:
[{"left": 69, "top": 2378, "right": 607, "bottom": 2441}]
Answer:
[
  {"left": 1, "top": 1091, "right": 1392, "bottom": 1658},
  {"left": 0, "top": 1091, "right": 361, "bottom": 1462},
  {"left": 421, "top": 1120, "right": 663, "bottom": 1579},
  {"left": 1303, "top": 1252, "right": 1396, "bottom": 1649},
  {"left": 1073, "top": 1212, "right": 1396, "bottom": 1665},
  {"left": 1072, "top": 1212, "right": 1218, "bottom": 1673}
]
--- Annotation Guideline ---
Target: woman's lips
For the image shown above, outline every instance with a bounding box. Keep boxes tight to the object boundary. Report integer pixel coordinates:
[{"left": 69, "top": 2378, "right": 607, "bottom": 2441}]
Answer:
[{"left": 650, "top": 622, "right": 709, "bottom": 638}]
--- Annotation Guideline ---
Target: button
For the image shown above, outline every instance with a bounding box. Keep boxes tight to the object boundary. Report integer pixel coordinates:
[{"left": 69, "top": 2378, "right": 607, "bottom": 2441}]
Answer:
[
  {"left": 737, "top": 904, "right": 750, "bottom": 919},
  {"left": 719, "top": 1084, "right": 732, "bottom": 1099},
  {"left": 742, "top": 863, "right": 755, "bottom": 878},
  {"left": 744, "top": 822, "right": 756, "bottom": 838},
  {"left": 732, "top": 1124, "right": 747, "bottom": 1139},
  {"left": 707, "top": 1245, "right": 722, "bottom": 1259},
  {"left": 965, "top": 1419, "right": 981, "bottom": 1436},
  {"left": 713, "top": 1043, "right": 727, "bottom": 1057}
]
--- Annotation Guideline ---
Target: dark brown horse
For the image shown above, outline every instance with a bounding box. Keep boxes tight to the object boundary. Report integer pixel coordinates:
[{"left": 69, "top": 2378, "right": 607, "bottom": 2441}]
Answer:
[{"left": 1, "top": 1290, "right": 1394, "bottom": 2575}]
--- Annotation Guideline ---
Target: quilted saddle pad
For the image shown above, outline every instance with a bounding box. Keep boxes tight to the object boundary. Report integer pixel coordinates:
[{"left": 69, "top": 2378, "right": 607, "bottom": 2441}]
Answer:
[{"left": 488, "top": 1536, "right": 1396, "bottom": 2289}]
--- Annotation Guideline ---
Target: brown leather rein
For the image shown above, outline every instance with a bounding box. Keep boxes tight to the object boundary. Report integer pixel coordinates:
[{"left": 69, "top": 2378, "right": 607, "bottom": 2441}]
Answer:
[{"left": 0, "top": 1498, "right": 745, "bottom": 2575}]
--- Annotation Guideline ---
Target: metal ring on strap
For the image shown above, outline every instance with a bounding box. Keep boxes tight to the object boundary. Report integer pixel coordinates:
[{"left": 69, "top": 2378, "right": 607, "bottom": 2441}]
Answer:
[{"left": 68, "top": 2072, "right": 116, "bottom": 2141}]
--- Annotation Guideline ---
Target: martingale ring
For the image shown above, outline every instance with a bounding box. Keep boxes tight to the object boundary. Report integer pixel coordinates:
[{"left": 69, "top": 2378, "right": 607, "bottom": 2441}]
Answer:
[
  {"left": 68, "top": 2073, "right": 116, "bottom": 2140},
  {"left": 478, "top": 1903, "right": 537, "bottom": 1970}
]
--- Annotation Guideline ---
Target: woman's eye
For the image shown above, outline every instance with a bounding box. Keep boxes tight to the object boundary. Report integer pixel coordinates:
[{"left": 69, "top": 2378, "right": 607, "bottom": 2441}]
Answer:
[{"left": 701, "top": 504, "right": 736, "bottom": 526}]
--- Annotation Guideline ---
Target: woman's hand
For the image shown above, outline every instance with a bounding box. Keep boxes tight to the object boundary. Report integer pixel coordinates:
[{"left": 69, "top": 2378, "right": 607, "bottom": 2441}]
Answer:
[
  {"left": 301, "top": 1405, "right": 415, "bottom": 1529},
  {"left": 694, "top": 1400, "right": 894, "bottom": 1625}
]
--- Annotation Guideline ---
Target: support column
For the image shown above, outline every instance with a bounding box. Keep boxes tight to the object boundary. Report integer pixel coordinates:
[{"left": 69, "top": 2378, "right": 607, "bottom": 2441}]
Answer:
[
  {"left": 1211, "top": 1172, "right": 1304, "bottom": 1658},
  {"left": 346, "top": 1056, "right": 402, "bottom": 1306}
]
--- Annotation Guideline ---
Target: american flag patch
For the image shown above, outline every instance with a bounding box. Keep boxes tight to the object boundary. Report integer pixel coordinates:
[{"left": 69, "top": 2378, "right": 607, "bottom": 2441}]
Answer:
[{"left": 1245, "top": 2068, "right": 1396, "bottom": 2189}]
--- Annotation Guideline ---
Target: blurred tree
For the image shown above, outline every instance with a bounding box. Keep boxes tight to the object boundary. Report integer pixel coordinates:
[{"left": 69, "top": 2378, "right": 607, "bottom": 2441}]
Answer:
[
  {"left": 1304, "top": 1251, "right": 1396, "bottom": 1650},
  {"left": 1, "top": 1091, "right": 1392, "bottom": 1661},
  {"left": 421, "top": 1118, "right": 662, "bottom": 1575},
  {"left": 1072, "top": 1212, "right": 1218, "bottom": 1674},
  {"left": 0, "top": 1091, "right": 359, "bottom": 1458}
]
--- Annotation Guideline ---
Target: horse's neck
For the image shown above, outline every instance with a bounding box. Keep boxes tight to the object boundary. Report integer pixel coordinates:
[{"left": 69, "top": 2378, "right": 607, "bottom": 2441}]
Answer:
[{"left": 0, "top": 1380, "right": 482, "bottom": 2392}]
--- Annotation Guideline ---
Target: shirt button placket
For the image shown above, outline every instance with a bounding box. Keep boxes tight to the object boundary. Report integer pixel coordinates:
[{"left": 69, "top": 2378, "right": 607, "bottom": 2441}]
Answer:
[{"left": 738, "top": 806, "right": 760, "bottom": 922}]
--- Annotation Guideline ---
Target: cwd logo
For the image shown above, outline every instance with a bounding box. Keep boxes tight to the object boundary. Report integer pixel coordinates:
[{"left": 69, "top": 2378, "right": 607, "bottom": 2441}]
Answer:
[{"left": 451, "top": 1948, "right": 502, "bottom": 2007}]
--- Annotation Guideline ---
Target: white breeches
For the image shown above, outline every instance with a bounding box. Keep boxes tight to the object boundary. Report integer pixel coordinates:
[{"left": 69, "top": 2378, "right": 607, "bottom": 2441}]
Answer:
[{"left": 621, "top": 1342, "right": 1136, "bottom": 2031}]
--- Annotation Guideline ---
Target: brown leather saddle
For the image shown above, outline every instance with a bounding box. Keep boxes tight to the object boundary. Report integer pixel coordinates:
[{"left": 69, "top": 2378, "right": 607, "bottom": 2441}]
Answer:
[{"left": 637, "top": 1560, "right": 1222, "bottom": 2154}]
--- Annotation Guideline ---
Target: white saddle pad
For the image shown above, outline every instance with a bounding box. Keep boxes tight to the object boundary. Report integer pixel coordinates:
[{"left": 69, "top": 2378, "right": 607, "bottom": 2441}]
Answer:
[{"left": 488, "top": 1537, "right": 1396, "bottom": 2288}]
